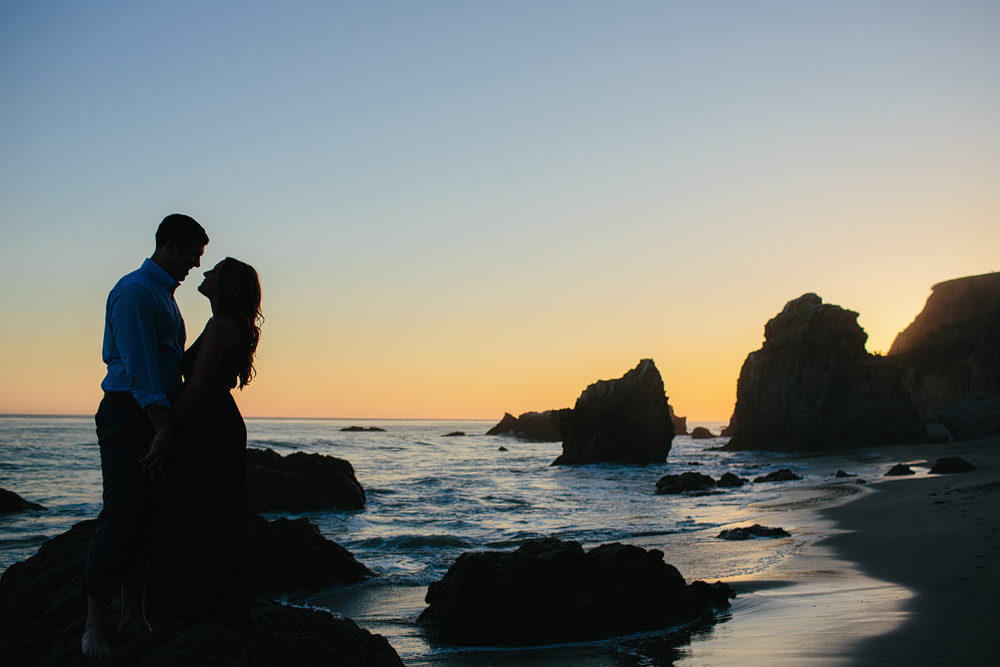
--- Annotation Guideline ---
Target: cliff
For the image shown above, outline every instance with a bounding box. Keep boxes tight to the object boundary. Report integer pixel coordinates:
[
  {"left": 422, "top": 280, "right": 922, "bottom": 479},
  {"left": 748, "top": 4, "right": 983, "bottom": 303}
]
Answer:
[
  {"left": 887, "top": 273, "right": 1000, "bottom": 421},
  {"left": 724, "top": 294, "right": 924, "bottom": 451}
]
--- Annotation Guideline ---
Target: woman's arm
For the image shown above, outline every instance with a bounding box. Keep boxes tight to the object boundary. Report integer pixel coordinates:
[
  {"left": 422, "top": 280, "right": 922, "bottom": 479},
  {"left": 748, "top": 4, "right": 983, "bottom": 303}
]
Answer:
[{"left": 171, "top": 316, "right": 242, "bottom": 426}]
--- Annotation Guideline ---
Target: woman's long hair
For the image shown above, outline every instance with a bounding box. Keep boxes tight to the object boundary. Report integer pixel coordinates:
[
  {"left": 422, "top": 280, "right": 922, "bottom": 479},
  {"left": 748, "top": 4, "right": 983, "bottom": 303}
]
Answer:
[{"left": 216, "top": 257, "right": 262, "bottom": 389}]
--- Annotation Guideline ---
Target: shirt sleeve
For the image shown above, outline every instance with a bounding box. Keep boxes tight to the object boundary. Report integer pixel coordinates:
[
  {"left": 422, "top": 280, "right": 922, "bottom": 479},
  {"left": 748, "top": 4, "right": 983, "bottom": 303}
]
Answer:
[{"left": 110, "top": 283, "right": 171, "bottom": 409}]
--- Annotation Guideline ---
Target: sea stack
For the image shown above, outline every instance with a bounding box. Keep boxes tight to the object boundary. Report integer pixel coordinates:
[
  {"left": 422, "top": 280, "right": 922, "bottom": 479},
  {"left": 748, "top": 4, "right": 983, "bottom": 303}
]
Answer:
[
  {"left": 724, "top": 294, "right": 924, "bottom": 451},
  {"left": 553, "top": 359, "right": 675, "bottom": 464}
]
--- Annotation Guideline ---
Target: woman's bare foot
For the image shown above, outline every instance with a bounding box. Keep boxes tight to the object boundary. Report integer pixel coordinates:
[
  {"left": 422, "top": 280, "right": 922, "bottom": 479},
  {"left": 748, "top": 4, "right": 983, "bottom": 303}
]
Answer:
[{"left": 81, "top": 623, "right": 111, "bottom": 659}]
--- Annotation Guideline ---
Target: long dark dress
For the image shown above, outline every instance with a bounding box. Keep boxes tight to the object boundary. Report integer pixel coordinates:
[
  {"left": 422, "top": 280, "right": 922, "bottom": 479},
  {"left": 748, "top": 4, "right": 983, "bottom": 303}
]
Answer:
[{"left": 148, "top": 330, "right": 250, "bottom": 625}]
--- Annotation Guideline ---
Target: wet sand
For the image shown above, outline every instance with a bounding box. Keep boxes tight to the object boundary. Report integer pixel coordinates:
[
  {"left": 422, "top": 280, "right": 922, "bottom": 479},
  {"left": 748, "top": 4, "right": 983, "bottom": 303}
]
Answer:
[{"left": 680, "top": 437, "right": 999, "bottom": 666}]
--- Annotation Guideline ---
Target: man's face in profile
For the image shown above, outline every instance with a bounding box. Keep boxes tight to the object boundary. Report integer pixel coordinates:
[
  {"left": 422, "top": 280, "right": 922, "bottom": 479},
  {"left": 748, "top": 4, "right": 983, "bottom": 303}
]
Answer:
[{"left": 164, "top": 242, "right": 205, "bottom": 282}]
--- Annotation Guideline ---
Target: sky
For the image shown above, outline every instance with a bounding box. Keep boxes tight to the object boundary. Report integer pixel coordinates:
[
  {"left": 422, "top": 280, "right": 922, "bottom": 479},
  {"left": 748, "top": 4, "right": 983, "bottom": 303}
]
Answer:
[{"left": 1, "top": 1, "right": 998, "bottom": 421}]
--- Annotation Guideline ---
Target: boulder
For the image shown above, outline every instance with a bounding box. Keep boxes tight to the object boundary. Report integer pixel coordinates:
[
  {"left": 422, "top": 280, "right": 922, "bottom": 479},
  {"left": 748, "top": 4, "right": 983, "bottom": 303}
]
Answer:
[
  {"left": 246, "top": 448, "right": 365, "bottom": 513},
  {"left": 888, "top": 273, "right": 1000, "bottom": 426},
  {"left": 716, "top": 472, "right": 748, "bottom": 487},
  {"left": 834, "top": 470, "right": 857, "bottom": 478},
  {"left": 0, "top": 487, "right": 45, "bottom": 513},
  {"left": 753, "top": 469, "right": 802, "bottom": 483},
  {"left": 717, "top": 525, "right": 790, "bottom": 540},
  {"left": 724, "top": 294, "right": 925, "bottom": 452},
  {"left": 340, "top": 426, "right": 386, "bottom": 432},
  {"left": 655, "top": 472, "right": 716, "bottom": 495},
  {"left": 554, "top": 359, "right": 675, "bottom": 464},
  {"left": 689, "top": 427, "right": 715, "bottom": 439},
  {"left": 885, "top": 464, "right": 915, "bottom": 476},
  {"left": 0, "top": 518, "right": 395, "bottom": 667},
  {"left": 443, "top": 431, "right": 465, "bottom": 437},
  {"left": 929, "top": 457, "right": 977, "bottom": 474},
  {"left": 416, "top": 537, "right": 734, "bottom": 646},
  {"left": 247, "top": 515, "right": 372, "bottom": 597},
  {"left": 485, "top": 410, "right": 571, "bottom": 441}
]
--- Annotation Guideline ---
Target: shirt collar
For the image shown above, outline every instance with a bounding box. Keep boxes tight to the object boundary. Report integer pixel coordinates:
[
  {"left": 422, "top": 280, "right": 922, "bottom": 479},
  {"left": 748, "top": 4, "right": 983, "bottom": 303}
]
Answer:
[{"left": 141, "top": 258, "right": 181, "bottom": 294}]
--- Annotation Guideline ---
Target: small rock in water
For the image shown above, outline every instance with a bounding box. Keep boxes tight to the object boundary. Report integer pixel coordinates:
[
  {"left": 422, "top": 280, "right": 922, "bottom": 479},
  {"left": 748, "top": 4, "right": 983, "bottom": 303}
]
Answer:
[
  {"left": 340, "top": 425, "right": 386, "bottom": 432},
  {"left": 753, "top": 469, "right": 802, "bottom": 483},
  {"left": 929, "top": 457, "right": 976, "bottom": 474},
  {"left": 716, "top": 472, "right": 749, "bottom": 487},
  {"left": 689, "top": 427, "right": 715, "bottom": 439},
  {"left": 834, "top": 470, "right": 856, "bottom": 478},
  {"left": 498, "top": 446, "right": 508, "bottom": 452},
  {"left": 717, "top": 524, "right": 790, "bottom": 540},
  {"left": 885, "top": 463, "right": 916, "bottom": 476},
  {"left": 655, "top": 471, "right": 716, "bottom": 495},
  {"left": 0, "top": 487, "right": 45, "bottom": 513},
  {"left": 443, "top": 431, "right": 466, "bottom": 437}
]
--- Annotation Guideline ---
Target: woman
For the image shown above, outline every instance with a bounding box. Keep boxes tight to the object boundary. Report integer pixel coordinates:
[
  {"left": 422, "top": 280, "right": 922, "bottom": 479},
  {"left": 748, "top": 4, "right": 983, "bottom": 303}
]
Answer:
[{"left": 142, "top": 257, "right": 262, "bottom": 625}]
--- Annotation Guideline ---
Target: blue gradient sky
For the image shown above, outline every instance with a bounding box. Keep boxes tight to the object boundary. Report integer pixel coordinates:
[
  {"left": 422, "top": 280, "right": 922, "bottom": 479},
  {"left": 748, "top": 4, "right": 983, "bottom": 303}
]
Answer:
[{"left": 2, "top": 2, "right": 998, "bottom": 419}]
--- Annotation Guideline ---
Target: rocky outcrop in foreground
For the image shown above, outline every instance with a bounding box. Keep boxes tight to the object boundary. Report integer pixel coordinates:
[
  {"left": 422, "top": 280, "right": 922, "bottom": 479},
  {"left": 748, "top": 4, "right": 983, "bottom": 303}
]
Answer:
[
  {"left": 0, "top": 515, "right": 390, "bottom": 667},
  {"left": 554, "top": 359, "right": 675, "bottom": 464},
  {"left": 416, "top": 537, "right": 734, "bottom": 646},
  {"left": 246, "top": 447, "right": 366, "bottom": 513},
  {"left": 0, "top": 487, "right": 45, "bottom": 513},
  {"left": 485, "top": 410, "right": 571, "bottom": 441},
  {"left": 724, "top": 294, "right": 925, "bottom": 452},
  {"left": 888, "top": 273, "right": 1000, "bottom": 431}
]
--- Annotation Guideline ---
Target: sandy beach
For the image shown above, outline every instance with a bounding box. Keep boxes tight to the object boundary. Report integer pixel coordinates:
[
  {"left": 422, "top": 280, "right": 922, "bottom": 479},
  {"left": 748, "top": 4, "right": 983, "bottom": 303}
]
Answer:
[{"left": 674, "top": 437, "right": 999, "bottom": 667}]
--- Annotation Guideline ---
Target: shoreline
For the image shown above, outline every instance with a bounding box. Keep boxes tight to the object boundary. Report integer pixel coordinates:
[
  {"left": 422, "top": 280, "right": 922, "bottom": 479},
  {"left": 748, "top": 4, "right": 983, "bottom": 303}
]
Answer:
[{"left": 676, "top": 437, "right": 999, "bottom": 666}]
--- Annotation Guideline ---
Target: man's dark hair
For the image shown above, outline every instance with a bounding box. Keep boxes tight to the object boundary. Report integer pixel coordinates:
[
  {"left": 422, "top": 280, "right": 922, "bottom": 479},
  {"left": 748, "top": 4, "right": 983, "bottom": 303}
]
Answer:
[{"left": 155, "top": 214, "right": 209, "bottom": 249}]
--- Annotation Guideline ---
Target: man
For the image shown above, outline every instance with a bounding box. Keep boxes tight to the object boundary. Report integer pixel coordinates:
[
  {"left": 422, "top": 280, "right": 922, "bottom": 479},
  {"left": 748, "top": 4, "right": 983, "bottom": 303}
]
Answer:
[{"left": 81, "top": 214, "right": 208, "bottom": 659}]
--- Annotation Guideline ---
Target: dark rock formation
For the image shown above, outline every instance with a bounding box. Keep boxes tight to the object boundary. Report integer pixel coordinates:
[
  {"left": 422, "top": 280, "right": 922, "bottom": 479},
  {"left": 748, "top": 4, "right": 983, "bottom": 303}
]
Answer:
[
  {"left": 885, "top": 464, "right": 915, "bottom": 476},
  {"left": 835, "top": 470, "right": 857, "bottom": 478},
  {"left": 655, "top": 472, "right": 716, "bottom": 495},
  {"left": 724, "top": 294, "right": 925, "bottom": 451},
  {"left": 498, "top": 446, "right": 508, "bottom": 451},
  {"left": 888, "top": 273, "right": 1000, "bottom": 431},
  {"left": 717, "top": 472, "right": 748, "bottom": 487},
  {"left": 443, "top": 431, "right": 465, "bottom": 437},
  {"left": 340, "top": 425, "right": 386, "bottom": 432},
  {"left": 246, "top": 447, "right": 365, "bottom": 513},
  {"left": 929, "top": 457, "right": 977, "bottom": 474},
  {"left": 753, "top": 469, "right": 802, "bottom": 483},
  {"left": 689, "top": 427, "right": 715, "bottom": 439},
  {"left": 934, "top": 394, "right": 1000, "bottom": 441},
  {"left": 670, "top": 406, "right": 688, "bottom": 435},
  {"left": 0, "top": 487, "right": 45, "bottom": 513},
  {"left": 248, "top": 514, "right": 372, "bottom": 597},
  {"left": 554, "top": 359, "right": 675, "bottom": 465},
  {"left": 0, "top": 518, "right": 396, "bottom": 667},
  {"left": 416, "top": 537, "right": 734, "bottom": 646},
  {"left": 717, "top": 525, "right": 790, "bottom": 540},
  {"left": 485, "top": 410, "right": 571, "bottom": 441}
]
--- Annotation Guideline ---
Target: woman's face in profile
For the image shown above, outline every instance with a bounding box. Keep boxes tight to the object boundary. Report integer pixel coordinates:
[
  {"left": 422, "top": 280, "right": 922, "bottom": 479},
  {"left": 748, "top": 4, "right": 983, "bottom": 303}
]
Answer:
[{"left": 198, "top": 260, "right": 225, "bottom": 298}]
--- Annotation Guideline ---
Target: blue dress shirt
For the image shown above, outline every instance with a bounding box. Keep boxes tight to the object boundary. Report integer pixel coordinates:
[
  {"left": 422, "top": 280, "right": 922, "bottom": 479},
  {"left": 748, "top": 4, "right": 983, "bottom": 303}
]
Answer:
[{"left": 101, "top": 258, "right": 186, "bottom": 409}]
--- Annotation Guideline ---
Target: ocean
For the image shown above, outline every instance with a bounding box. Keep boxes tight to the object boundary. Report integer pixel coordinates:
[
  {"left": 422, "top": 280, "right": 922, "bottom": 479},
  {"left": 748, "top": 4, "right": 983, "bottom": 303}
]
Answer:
[{"left": 0, "top": 415, "right": 907, "bottom": 665}]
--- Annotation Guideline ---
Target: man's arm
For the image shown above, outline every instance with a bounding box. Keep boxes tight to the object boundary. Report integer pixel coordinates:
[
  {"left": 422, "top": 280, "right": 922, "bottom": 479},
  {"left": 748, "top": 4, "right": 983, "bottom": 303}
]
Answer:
[{"left": 139, "top": 404, "right": 173, "bottom": 478}]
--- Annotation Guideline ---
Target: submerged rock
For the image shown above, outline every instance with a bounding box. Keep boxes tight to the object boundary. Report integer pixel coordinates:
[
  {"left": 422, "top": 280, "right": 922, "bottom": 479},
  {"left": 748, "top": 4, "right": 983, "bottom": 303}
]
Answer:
[
  {"left": 753, "top": 469, "right": 802, "bottom": 483},
  {"left": 554, "top": 359, "right": 675, "bottom": 465},
  {"left": 340, "top": 425, "right": 386, "bottom": 432},
  {"left": 835, "top": 470, "right": 857, "bottom": 478},
  {"left": 929, "top": 457, "right": 977, "bottom": 474},
  {"left": 246, "top": 447, "right": 366, "bottom": 513},
  {"left": 416, "top": 537, "right": 734, "bottom": 646},
  {"left": 485, "top": 410, "right": 571, "bottom": 441},
  {"left": 724, "top": 294, "right": 924, "bottom": 451},
  {"left": 717, "top": 525, "right": 790, "bottom": 540},
  {"left": 0, "top": 518, "right": 397, "bottom": 667},
  {"left": 885, "top": 463, "right": 916, "bottom": 476},
  {"left": 443, "top": 431, "right": 465, "bottom": 437},
  {"left": 0, "top": 487, "right": 45, "bottom": 513}
]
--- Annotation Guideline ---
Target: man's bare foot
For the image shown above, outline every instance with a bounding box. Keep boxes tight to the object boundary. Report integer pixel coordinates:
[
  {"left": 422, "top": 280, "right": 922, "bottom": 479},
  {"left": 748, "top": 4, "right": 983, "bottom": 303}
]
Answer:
[
  {"left": 81, "top": 624, "right": 111, "bottom": 659},
  {"left": 117, "top": 616, "right": 152, "bottom": 641}
]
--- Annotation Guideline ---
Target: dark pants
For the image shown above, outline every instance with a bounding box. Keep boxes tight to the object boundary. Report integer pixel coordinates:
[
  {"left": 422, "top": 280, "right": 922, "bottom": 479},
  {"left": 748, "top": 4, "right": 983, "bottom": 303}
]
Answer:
[{"left": 84, "top": 397, "right": 156, "bottom": 597}]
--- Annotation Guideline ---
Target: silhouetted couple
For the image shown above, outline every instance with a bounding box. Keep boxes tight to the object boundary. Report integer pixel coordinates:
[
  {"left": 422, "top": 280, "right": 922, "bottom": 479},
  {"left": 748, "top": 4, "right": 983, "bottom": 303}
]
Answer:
[{"left": 82, "top": 214, "right": 263, "bottom": 658}]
